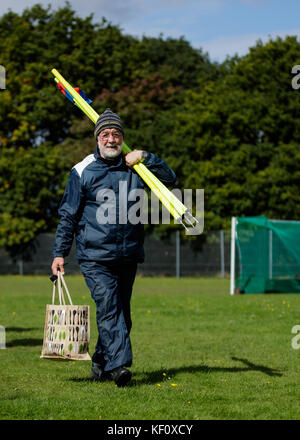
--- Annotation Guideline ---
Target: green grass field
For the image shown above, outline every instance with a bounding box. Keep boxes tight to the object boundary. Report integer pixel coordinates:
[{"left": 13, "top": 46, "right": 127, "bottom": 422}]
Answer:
[{"left": 1, "top": 275, "right": 300, "bottom": 420}]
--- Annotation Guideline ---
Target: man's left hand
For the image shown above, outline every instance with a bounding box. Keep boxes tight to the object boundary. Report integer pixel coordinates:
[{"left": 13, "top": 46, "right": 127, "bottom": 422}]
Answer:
[{"left": 124, "top": 150, "right": 147, "bottom": 167}]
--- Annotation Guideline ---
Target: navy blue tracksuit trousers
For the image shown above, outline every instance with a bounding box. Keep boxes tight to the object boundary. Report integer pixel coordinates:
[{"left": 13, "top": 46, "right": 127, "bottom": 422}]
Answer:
[{"left": 79, "top": 260, "right": 137, "bottom": 372}]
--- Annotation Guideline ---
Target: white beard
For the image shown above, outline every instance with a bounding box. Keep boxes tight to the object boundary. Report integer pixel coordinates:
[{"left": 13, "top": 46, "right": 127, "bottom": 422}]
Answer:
[{"left": 98, "top": 142, "right": 123, "bottom": 159}]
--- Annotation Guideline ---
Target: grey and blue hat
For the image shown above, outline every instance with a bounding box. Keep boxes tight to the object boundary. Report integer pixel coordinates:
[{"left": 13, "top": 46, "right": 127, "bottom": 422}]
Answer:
[{"left": 94, "top": 108, "right": 124, "bottom": 139}]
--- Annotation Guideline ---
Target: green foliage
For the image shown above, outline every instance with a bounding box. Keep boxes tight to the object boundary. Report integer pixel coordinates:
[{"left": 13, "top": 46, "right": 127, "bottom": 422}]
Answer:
[
  {"left": 70, "top": 73, "right": 183, "bottom": 157},
  {"left": 0, "top": 3, "right": 137, "bottom": 148},
  {"left": 170, "top": 36, "right": 300, "bottom": 231},
  {"left": 0, "top": 144, "right": 67, "bottom": 257},
  {"left": 0, "top": 2, "right": 299, "bottom": 255},
  {"left": 0, "top": 3, "right": 211, "bottom": 256},
  {"left": 125, "top": 34, "right": 215, "bottom": 89}
]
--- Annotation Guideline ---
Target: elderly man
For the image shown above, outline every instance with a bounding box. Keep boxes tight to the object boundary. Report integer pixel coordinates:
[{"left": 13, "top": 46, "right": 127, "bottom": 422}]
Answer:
[{"left": 51, "top": 108, "right": 176, "bottom": 387}]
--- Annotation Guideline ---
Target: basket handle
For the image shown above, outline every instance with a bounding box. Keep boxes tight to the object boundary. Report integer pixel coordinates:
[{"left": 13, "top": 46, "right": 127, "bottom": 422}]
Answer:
[
  {"left": 50, "top": 271, "right": 73, "bottom": 305},
  {"left": 58, "top": 271, "right": 73, "bottom": 305}
]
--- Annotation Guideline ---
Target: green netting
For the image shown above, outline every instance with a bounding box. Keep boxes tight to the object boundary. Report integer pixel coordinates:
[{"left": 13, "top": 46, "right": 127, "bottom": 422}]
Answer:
[{"left": 235, "top": 216, "right": 300, "bottom": 293}]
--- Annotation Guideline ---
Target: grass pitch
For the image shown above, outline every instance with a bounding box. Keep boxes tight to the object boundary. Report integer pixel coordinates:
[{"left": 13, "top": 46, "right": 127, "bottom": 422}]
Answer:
[{"left": 0, "top": 275, "right": 300, "bottom": 420}]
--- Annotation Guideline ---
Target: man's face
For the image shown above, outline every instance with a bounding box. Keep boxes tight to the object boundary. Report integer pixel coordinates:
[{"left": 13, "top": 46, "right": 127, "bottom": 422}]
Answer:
[{"left": 97, "top": 128, "right": 123, "bottom": 159}]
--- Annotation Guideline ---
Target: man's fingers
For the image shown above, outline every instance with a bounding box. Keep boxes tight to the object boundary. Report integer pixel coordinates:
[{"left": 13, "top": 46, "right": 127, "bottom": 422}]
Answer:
[
  {"left": 59, "top": 262, "right": 65, "bottom": 275},
  {"left": 51, "top": 258, "right": 65, "bottom": 275},
  {"left": 51, "top": 262, "right": 58, "bottom": 276},
  {"left": 125, "top": 150, "right": 142, "bottom": 167}
]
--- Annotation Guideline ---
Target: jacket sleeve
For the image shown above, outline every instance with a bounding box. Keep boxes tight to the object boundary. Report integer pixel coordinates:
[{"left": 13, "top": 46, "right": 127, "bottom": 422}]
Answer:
[
  {"left": 142, "top": 153, "right": 176, "bottom": 186},
  {"left": 53, "top": 168, "right": 85, "bottom": 258}
]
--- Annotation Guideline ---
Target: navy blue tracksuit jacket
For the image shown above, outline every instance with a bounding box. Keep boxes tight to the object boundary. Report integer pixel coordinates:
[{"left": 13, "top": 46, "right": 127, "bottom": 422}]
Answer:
[{"left": 53, "top": 146, "right": 176, "bottom": 371}]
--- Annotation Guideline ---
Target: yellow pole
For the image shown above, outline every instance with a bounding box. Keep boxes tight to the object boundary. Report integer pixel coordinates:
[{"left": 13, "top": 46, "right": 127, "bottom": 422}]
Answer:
[{"left": 51, "top": 68, "right": 187, "bottom": 221}]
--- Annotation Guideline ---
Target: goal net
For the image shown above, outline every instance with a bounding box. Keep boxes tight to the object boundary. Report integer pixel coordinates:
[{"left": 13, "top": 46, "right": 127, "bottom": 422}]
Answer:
[{"left": 230, "top": 216, "right": 300, "bottom": 294}]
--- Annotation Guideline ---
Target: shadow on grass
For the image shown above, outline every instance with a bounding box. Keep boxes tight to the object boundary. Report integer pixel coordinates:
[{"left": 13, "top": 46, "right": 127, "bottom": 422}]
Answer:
[
  {"left": 127, "top": 358, "right": 282, "bottom": 386},
  {"left": 4, "top": 326, "right": 42, "bottom": 347},
  {"left": 230, "top": 357, "right": 282, "bottom": 377},
  {"left": 6, "top": 327, "right": 38, "bottom": 332},
  {"left": 68, "top": 356, "right": 283, "bottom": 386},
  {"left": 6, "top": 338, "right": 43, "bottom": 347}
]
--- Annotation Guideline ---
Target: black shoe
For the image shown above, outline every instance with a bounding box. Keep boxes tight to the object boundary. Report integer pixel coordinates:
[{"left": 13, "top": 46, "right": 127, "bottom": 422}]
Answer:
[
  {"left": 111, "top": 366, "right": 132, "bottom": 387},
  {"left": 90, "top": 363, "right": 112, "bottom": 382}
]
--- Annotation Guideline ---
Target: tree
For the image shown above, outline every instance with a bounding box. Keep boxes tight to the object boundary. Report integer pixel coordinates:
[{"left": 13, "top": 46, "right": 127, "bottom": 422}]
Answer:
[
  {"left": 0, "top": 3, "right": 140, "bottom": 149},
  {"left": 0, "top": 144, "right": 67, "bottom": 258},
  {"left": 0, "top": 2, "right": 214, "bottom": 255},
  {"left": 170, "top": 36, "right": 300, "bottom": 231}
]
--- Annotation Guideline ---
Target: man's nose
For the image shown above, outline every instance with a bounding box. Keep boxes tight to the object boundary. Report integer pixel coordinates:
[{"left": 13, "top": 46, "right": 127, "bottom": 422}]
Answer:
[{"left": 108, "top": 133, "right": 115, "bottom": 142}]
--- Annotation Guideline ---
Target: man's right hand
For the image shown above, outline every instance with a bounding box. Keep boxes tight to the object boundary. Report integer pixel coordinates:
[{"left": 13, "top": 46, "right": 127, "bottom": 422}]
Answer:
[{"left": 51, "top": 257, "right": 65, "bottom": 275}]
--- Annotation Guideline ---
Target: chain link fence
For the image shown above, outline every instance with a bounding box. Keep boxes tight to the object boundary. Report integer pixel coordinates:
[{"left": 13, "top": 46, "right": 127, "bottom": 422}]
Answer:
[{"left": 0, "top": 230, "right": 231, "bottom": 277}]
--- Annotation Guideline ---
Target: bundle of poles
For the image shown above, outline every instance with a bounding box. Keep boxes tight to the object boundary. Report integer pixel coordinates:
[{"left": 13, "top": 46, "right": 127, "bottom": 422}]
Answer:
[{"left": 51, "top": 69, "right": 199, "bottom": 231}]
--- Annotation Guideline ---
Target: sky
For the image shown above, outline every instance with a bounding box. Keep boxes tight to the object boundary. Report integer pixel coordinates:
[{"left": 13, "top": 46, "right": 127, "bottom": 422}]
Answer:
[{"left": 1, "top": 0, "right": 300, "bottom": 62}]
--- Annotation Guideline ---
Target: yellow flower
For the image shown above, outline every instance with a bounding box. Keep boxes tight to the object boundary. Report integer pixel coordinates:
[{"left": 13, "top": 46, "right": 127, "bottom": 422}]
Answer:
[
  {"left": 157, "top": 384, "right": 161, "bottom": 387},
  {"left": 171, "top": 383, "right": 178, "bottom": 387},
  {"left": 163, "top": 372, "right": 166, "bottom": 376}
]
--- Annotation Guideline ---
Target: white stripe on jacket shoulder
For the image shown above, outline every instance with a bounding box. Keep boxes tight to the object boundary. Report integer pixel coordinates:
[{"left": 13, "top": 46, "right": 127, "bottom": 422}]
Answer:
[{"left": 73, "top": 154, "right": 96, "bottom": 177}]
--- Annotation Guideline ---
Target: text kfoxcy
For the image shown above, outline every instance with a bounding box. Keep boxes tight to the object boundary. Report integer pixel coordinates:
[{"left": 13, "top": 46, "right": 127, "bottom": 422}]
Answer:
[{"left": 107, "top": 424, "right": 194, "bottom": 436}]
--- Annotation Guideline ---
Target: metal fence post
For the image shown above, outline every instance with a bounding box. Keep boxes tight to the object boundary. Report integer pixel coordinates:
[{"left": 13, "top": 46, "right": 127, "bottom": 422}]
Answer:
[
  {"left": 230, "top": 218, "right": 237, "bottom": 295},
  {"left": 220, "top": 229, "right": 225, "bottom": 278},
  {"left": 18, "top": 257, "right": 23, "bottom": 276}
]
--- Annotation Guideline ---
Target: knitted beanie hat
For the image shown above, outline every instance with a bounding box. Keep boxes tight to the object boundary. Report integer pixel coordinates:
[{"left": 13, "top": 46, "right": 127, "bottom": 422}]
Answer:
[{"left": 94, "top": 108, "right": 124, "bottom": 139}]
